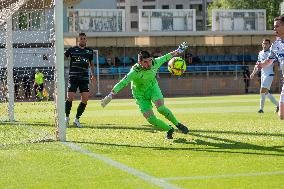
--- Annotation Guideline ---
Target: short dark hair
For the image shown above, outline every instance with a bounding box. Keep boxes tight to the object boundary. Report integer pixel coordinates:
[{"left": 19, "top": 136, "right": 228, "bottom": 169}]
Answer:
[
  {"left": 274, "top": 14, "right": 284, "bottom": 24},
  {"left": 138, "top": 50, "right": 151, "bottom": 61},
  {"left": 263, "top": 38, "right": 271, "bottom": 44},
  {"left": 79, "top": 32, "right": 86, "bottom": 37}
]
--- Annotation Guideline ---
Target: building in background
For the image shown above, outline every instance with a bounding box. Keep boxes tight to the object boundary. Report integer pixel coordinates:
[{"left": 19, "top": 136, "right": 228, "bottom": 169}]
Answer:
[
  {"left": 212, "top": 9, "right": 266, "bottom": 31},
  {"left": 64, "top": 0, "right": 117, "bottom": 32},
  {"left": 117, "top": 0, "right": 212, "bottom": 32},
  {"left": 138, "top": 9, "right": 196, "bottom": 32},
  {"left": 281, "top": 0, "right": 284, "bottom": 15},
  {"left": 67, "top": 9, "right": 125, "bottom": 33},
  {"left": 0, "top": 0, "right": 55, "bottom": 68}
]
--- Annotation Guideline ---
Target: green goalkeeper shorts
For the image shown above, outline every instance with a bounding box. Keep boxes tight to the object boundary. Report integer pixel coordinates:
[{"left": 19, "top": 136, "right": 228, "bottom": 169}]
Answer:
[{"left": 134, "top": 84, "right": 163, "bottom": 113}]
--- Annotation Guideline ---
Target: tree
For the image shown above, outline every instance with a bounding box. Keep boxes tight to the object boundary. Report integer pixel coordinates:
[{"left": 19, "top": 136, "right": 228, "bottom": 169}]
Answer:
[{"left": 207, "top": 0, "right": 283, "bottom": 30}]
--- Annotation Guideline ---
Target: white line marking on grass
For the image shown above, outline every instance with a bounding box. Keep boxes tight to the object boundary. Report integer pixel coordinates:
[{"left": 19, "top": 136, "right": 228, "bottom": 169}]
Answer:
[
  {"left": 63, "top": 142, "right": 182, "bottom": 189},
  {"left": 162, "top": 171, "right": 284, "bottom": 181}
]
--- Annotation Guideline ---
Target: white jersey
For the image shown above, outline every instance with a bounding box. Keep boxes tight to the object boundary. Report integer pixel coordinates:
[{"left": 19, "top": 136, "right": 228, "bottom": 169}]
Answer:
[
  {"left": 258, "top": 50, "right": 274, "bottom": 77},
  {"left": 267, "top": 39, "right": 284, "bottom": 74},
  {"left": 267, "top": 38, "right": 284, "bottom": 102}
]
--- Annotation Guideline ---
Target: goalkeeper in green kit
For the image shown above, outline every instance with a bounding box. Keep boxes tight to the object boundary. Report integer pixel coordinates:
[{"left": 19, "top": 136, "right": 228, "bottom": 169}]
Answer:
[{"left": 101, "top": 42, "right": 189, "bottom": 139}]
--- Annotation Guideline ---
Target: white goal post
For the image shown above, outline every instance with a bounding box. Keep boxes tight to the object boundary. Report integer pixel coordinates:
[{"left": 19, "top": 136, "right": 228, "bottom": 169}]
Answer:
[{"left": 54, "top": 0, "right": 66, "bottom": 141}]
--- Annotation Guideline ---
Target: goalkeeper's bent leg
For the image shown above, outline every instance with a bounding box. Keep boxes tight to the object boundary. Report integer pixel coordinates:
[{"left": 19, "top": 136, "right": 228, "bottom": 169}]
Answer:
[
  {"left": 76, "top": 102, "right": 87, "bottom": 119},
  {"left": 147, "top": 115, "right": 172, "bottom": 131},
  {"left": 65, "top": 100, "right": 72, "bottom": 117},
  {"left": 157, "top": 105, "right": 179, "bottom": 126}
]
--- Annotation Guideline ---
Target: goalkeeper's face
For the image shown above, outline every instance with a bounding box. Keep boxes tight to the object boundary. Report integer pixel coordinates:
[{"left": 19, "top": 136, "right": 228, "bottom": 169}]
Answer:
[{"left": 139, "top": 57, "right": 152, "bottom": 70}]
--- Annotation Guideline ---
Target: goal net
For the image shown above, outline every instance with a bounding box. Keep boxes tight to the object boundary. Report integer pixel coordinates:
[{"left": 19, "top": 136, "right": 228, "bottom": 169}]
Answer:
[{"left": 0, "top": 0, "right": 66, "bottom": 146}]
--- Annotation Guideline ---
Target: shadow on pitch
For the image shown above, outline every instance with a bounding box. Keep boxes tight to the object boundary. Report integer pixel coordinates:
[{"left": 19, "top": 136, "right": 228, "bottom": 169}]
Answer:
[
  {"left": 173, "top": 132, "right": 284, "bottom": 156},
  {"left": 81, "top": 124, "right": 284, "bottom": 138},
  {"left": 82, "top": 124, "right": 156, "bottom": 132},
  {"left": 190, "top": 129, "right": 284, "bottom": 138},
  {"left": 68, "top": 127, "right": 284, "bottom": 157},
  {"left": 69, "top": 140, "right": 284, "bottom": 157},
  {"left": 0, "top": 121, "right": 54, "bottom": 127}
]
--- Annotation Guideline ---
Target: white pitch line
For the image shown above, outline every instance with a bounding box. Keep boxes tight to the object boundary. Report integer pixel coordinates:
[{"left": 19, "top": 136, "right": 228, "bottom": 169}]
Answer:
[
  {"left": 63, "top": 142, "right": 182, "bottom": 189},
  {"left": 162, "top": 171, "right": 284, "bottom": 181}
]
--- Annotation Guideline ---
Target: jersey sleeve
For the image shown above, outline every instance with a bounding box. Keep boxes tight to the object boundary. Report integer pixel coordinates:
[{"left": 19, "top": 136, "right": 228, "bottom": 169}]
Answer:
[
  {"left": 153, "top": 53, "right": 173, "bottom": 68},
  {"left": 112, "top": 68, "right": 137, "bottom": 94},
  {"left": 267, "top": 43, "right": 277, "bottom": 62},
  {"left": 64, "top": 47, "right": 71, "bottom": 58}
]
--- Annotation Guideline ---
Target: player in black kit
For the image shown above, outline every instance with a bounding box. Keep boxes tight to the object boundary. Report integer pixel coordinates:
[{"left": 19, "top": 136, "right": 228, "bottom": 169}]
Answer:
[{"left": 64, "top": 33, "right": 95, "bottom": 127}]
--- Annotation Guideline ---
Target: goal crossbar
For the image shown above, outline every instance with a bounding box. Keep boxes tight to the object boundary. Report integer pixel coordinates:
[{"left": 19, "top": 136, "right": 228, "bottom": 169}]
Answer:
[{"left": 0, "top": 0, "right": 29, "bottom": 25}]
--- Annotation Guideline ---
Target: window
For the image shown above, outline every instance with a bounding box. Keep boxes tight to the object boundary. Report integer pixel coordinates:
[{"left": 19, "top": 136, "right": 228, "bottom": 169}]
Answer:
[
  {"left": 14, "top": 10, "right": 44, "bottom": 31},
  {"left": 18, "top": 12, "right": 28, "bottom": 30},
  {"left": 130, "top": 6, "right": 138, "bottom": 13},
  {"left": 131, "top": 21, "right": 138, "bottom": 29},
  {"left": 162, "top": 5, "right": 169, "bottom": 9},
  {"left": 118, "top": 6, "right": 125, "bottom": 9},
  {"left": 143, "top": 0, "right": 155, "bottom": 2},
  {"left": 143, "top": 5, "right": 155, "bottom": 9},
  {"left": 196, "top": 20, "right": 203, "bottom": 30},
  {"left": 190, "top": 4, "right": 202, "bottom": 15},
  {"left": 176, "top": 4, "right": 183, "bottom": 9},
  {"left": 198, "top": 4, "right": 202, "bottom": 11}
]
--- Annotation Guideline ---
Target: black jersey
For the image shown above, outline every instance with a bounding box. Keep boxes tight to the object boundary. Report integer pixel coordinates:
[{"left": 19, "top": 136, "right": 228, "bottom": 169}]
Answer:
[{"left": 65, "top": 46, "right": 93, "bottom": 80}]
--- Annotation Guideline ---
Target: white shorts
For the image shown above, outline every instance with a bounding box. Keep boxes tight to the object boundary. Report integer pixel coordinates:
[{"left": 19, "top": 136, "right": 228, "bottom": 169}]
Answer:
[{"left": 261, "top": 75, "right": 274, "bottom": 90}]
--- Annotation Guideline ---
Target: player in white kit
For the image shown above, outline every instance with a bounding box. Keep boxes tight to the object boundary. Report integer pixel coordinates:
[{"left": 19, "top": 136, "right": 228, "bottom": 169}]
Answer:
[
  {"left": 250, "top": 39, "right": 279, "bottom": 113},
  {"left": 259, "top": 15, "right": 284, "bottom": 119}
]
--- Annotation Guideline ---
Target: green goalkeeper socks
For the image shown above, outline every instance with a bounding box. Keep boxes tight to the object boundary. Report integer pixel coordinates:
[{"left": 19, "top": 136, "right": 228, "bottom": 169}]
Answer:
[
  {"left": 147, "top": 115, "right": 172, "bottom": 131},
  {"left": 157, "top": 105, "right": 179, "bottom": 126}
]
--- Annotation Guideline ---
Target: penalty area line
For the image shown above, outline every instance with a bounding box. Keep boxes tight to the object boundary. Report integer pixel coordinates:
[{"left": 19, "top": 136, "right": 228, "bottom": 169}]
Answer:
[
  {"left": 63, "top": 142, "right": 182, "bottom": 189},
  {"left": 162, "top": 171, "right": 284, "bottom": 181}
]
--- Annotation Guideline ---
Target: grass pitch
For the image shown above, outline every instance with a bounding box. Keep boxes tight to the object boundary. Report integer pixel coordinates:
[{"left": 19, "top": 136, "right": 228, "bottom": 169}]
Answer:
[{"left": 0, "top": 95, "right": 284, "bottom": 189}]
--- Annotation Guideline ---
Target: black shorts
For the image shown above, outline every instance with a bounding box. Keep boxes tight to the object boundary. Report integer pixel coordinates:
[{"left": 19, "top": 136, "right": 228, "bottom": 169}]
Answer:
[
  {"left": 68, "top": 79, "right": 89, "bottom": 93},
  {"left": 35, "top": 83, "right": 44, "bottom": 92}
]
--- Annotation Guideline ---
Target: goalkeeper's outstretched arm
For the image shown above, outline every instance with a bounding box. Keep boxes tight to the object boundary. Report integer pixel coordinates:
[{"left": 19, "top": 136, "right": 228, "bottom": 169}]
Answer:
[
  {"left": 101, "top": 69, "right": 136, "bottom": 108},
  {"left": 155, "top": 42, "right": 189, "bottom": 68}
]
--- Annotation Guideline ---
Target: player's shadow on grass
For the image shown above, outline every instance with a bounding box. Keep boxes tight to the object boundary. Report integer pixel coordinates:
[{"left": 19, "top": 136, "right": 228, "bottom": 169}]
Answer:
[
  {"left": 173, "top": 132, "right": 284, "bottom": 156},
  {"left": 72, "top": 125, "right": 284, "bottom": 156},
  {"left": 70, "top": 137, "right": 284, "bottom": 157},
  {"left": 82, "top": 124, "right": 157, "bottom": 132},
  {"left": 190, "top": 129, "right": 284, "bottom": 138}
]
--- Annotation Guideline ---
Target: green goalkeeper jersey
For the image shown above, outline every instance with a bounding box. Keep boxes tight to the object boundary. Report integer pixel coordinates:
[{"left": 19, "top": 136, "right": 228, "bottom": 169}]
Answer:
[{"left": 112, "top": 53, "right": 173, "bottom": 96}]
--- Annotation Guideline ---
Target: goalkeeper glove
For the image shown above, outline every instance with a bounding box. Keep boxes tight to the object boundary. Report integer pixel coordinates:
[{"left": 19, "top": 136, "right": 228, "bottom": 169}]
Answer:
[
  {"left": 101, "top": 92, "right": 115, "bottom": 108},
  {"left": 175, "top": 42, "right": 188, "bottom": 54}
]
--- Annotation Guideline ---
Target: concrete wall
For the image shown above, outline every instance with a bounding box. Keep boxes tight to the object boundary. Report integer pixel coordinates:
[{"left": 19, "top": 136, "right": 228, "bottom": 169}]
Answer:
[
  {"left": 12, "top": 74, "right": 281, "bottom": 100},
  {"left": 90, "top": 75, "right": 281, "bottom": 98},
  {"left": 64, "top": 31, "right": 275, "bottom": 48}
]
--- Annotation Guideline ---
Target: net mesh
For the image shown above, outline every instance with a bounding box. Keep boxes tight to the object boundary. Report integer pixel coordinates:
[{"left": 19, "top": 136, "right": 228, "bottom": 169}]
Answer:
[{"left": 0, "top": 0, "right": 58, "bottom": 146}]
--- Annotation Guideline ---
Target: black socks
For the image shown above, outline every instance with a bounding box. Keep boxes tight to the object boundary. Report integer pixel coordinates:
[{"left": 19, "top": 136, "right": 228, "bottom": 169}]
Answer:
[
  {"left": 65, "top": 100, "right": 72, "bottom": 117},
  {"left": 76, "top": 102, "right": 87, "bottom": 119}
]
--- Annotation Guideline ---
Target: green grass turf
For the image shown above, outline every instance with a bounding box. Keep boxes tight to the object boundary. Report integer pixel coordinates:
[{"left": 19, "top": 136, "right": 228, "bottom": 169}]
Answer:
[{"left": 0, "top": 95, "right": 284, "bottom": 189}]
